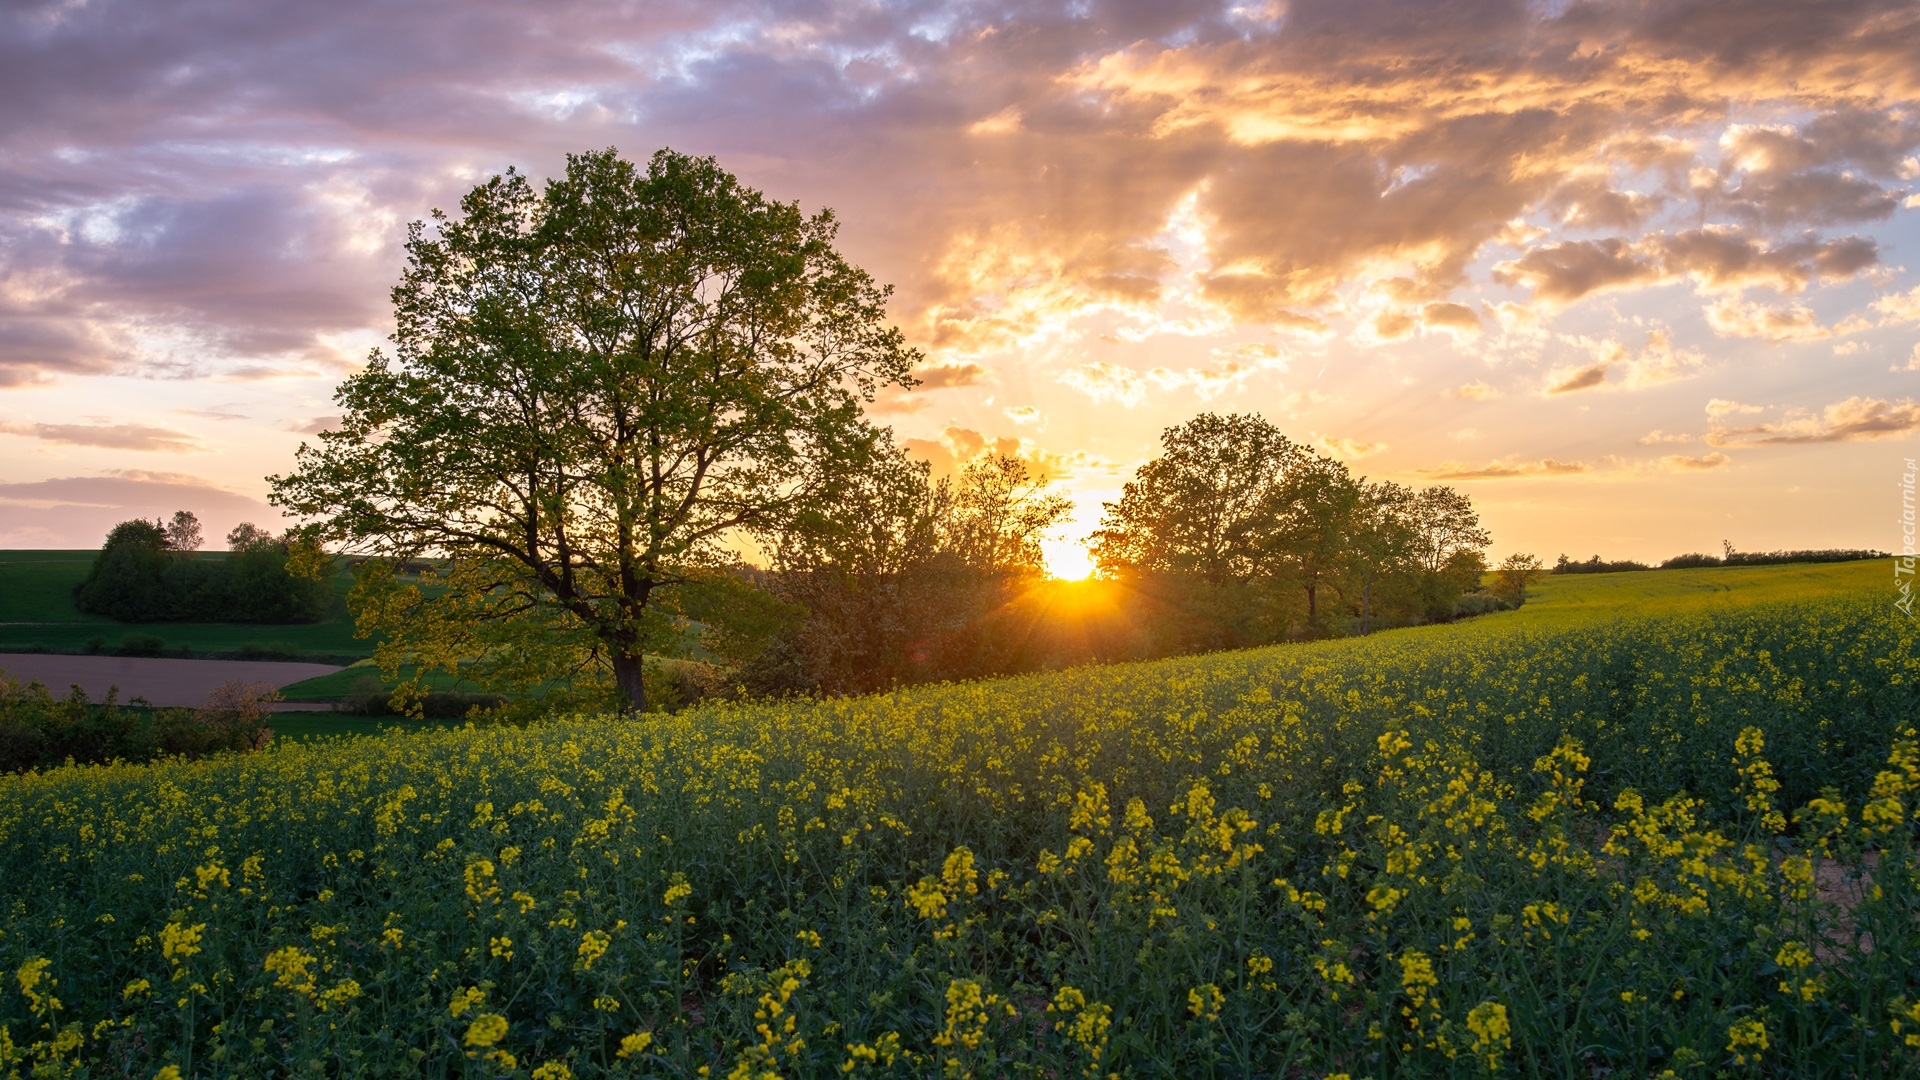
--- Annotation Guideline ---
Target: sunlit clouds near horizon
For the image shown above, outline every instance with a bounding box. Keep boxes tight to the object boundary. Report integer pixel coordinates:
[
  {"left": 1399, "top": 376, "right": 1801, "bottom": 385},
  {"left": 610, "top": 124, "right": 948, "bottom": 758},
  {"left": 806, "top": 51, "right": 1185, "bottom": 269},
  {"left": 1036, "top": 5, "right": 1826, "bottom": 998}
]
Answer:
[{"left": 3, "top": 0, "right": 1920, "bottom": 565}]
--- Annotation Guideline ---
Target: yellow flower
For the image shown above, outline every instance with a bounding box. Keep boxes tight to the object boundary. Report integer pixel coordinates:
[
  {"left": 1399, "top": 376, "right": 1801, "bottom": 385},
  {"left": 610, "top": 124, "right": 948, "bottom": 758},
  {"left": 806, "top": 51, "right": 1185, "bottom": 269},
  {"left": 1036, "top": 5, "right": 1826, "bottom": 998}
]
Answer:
[
  {"left": 263, "top": 945, "right": 317, "bottom": 997},
  {"left": 464, "top": 858, "right": 499, "bottom": 905},
  {"left": 1466, "top": 1000, "right": 1511, "bottom": 1070},
  {"left": 159, "top": 921, "right": 206, "bottom": 965},
  {"left": 531, "top": 1063, "right": 571, "bottom": 1080},
  {"left": 906, "top": 877, "right": 947, "bottom": 920},
  {"left": 1186, "top": 983, "right": 1224, "bottom": 1023},
  {"left": 617, "top": 1031, "right": 654, "bottom": 1058},
  {"left": 942, "top": 846, "right": 979, "bottom": 895},
  {"left": 577, "top": 929, "right": 613, "bottom": 971},
  {"left": 464, "top": 1012, "right": 509, "bottom": 1048},
  {"left": 1727, "top": 1016, "right": 1768, "bottom": 1066},
  {"left": 16, "top": 957, "right": 61, "bottom": 1016},
  {"left": 449, "top": 985, "right": 486, "bottom": 1018}
]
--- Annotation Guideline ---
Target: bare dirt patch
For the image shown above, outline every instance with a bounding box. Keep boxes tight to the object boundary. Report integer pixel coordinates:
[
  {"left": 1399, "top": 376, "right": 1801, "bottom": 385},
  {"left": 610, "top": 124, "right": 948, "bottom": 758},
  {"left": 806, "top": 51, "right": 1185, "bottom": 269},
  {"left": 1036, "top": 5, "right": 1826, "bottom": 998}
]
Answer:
[{"left": 0, "top": 653, "right": 343, "bottom": 710}]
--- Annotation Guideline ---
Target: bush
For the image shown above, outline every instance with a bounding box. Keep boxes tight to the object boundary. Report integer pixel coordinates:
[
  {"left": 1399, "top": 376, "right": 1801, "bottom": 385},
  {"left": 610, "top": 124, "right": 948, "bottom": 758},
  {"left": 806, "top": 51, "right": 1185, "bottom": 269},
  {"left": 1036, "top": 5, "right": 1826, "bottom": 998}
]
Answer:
[
  {"left": 115, "top": 634, "right": 166, "bottom": 657},
  {"left": 1450, "top": 591, "right": 1512, "bottom": 618},
  {"left": 73, "top": 520, "right": 331, "bottom": 624},
  {"left": 336, "top": 674, "right": 504, "bottom": 718},
  {"left": 1659, "top": 552, "right": 1720, "bottom": 569},
  {"left": 0, "top": 672, "right": 276, "bottom": 773},
  {"left": 1552, "top": 553, "right": 1651, "bottom": 574}
]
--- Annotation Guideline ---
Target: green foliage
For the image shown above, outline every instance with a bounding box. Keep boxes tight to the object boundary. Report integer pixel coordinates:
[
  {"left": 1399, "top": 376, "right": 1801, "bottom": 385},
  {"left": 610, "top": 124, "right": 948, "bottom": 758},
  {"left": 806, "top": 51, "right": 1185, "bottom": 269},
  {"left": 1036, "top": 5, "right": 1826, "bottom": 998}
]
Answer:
[
  {"left": 0, "top": 551, "right": 366, "bottom": 658},
  {"left": 71, "top": 523, "right": 331, "bottom": 625},
  {"left": 1091, "top": 412, "right": 1490, "bottom": 640},
  {"left": 752, "top": 449, "right": 1071, "bottom": 695},
  {"left": 1, "top": 577, "right": 1914, "bottom": 1075},
  {"left": 271, "top": 148, "right": 919, "bottom": 713},
  {"left": 0, "top": 675, "right": 278, "bottom": 774}
]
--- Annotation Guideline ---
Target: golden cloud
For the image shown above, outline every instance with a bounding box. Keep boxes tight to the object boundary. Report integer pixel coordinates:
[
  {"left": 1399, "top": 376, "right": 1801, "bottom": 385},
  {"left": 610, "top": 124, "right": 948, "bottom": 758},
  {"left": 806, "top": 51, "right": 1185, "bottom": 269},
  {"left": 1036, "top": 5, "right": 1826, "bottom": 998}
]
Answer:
[
  {"left": 1418, "top": 457, "right": 1593, "bottom": 480},
  {"left": 1708, "top": 395, "right": 1920, "bottom": 446},
  {"left": 1542, "top": 330, "right": 1706, "bottom": 394},
  {"left": 1659, "top": 451, "right": 1732, "bottom": 471},
  {"left": 0, "top": 420, "right": 204, "bottom": 453}
]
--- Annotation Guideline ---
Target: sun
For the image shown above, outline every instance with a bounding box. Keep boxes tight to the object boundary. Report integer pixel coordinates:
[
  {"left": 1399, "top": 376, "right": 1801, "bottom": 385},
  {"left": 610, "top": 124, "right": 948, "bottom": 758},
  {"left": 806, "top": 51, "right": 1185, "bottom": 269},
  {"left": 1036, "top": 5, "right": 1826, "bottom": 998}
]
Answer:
[{"left": 1041, "top": 537, "right": 1096, "bottom": 580}]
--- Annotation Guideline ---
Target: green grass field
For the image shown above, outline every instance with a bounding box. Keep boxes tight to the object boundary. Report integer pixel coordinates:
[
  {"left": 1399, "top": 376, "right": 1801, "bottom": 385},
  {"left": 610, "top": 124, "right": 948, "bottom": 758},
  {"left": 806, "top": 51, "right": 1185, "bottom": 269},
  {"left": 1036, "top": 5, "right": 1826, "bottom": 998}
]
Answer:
[
  {"left": 274, "top": 660, "right": 487, "bottom": 702},
  {"left": 1502, "top": 558, "right": 1889, "bottom": 622},
  {"left": 2, "top": 559, "right": 1914, "bottom": 1077},
  {"left": 0, "top": 550, "right": 370, "bottom": 659}
]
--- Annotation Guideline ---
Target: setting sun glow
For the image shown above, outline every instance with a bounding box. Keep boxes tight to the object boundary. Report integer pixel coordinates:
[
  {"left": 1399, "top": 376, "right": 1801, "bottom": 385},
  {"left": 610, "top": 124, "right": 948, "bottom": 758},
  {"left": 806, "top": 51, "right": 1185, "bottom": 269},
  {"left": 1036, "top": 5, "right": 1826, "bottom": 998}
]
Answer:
[{"left": 1041, "top": 537, "right": 1096, "bottom": 581}]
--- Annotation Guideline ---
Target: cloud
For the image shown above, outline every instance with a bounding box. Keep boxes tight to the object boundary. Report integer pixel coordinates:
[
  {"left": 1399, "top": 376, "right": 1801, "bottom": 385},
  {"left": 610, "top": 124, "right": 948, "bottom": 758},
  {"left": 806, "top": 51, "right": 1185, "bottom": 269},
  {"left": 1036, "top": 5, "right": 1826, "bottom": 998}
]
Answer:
[
  {"left": 1419, "top": 301, "right": 1481, "bottom": 339},
  {"left": 1541, "top": 330, "right": 1706, "bottom": 394},
  {"left": 1315, "top": 434, "right": 1387, "bottom": 459},
  {"left": 1874, "top": 285, "right": 1920, "bottom": 325},
  {"left": 0, "top": 0, "right": 1916, "bottom": 407},
  {"left": 1059, "top": 361, "right": 1149, "bottom": 407},
  {"left": 1544, "top": 362, "right": 1611, "bottom": 395},
  {"left": 1003, "top": 405, "right": 1041, "bottom": 425},
  {"left": 1418, "top": 457, "right": 1593, "bottom": 480},
  {"left": 910, "top": 361, "right": 988, "bottom": 391},
  {"left": 1492, "top": 229, "right": 1880, "bottom": 309},
  {"left": 1494, "top": 239, "right": 1656, "bottom": 305},
  {"left": 1703, "top": 299, "right": 1835, "bottom": 342},
  {"left": 1638, "top": 429, "right": 1692, "bottom": 445},
  {"left": 901, "top": 425, "right": 1022, "bottom": 476},
  {"left": 0, "top": 420, "right": 202, "bottom": 452},
  {"left": 287, "top": 415, "right": 341, "bottom": 435},
  {"left": 1448, "top": 427, "right": 1482, "bottom": 441},
  {"left": 0, "top": 470, "right": 272, "bottom": 547},
  {"left": 1448, "top": 381, "right": 1501, "bottom": 401},
  {"left": 1659, "top": 451, "right": 1731, "bottom": 471},
  {"left": 1708, "top": 395, "right": 1920, "bottom": 446}
]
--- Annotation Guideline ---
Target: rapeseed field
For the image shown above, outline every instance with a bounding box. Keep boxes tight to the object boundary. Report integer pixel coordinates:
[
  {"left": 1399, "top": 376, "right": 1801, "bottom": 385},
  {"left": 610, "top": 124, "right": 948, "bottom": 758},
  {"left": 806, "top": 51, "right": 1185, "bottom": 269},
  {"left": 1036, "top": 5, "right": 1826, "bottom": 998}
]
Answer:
[{"left": 2, "top": 583, "right": 1917, "bottom": 1077}]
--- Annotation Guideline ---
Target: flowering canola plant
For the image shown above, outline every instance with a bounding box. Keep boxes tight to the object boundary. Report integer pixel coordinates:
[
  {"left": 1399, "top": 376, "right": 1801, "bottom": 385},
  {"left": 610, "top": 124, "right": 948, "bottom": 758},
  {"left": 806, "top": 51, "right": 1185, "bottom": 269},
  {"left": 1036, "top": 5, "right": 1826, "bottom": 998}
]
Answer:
[{"left": 2, "top": 586, "right": 1919, "bottom": 1076}]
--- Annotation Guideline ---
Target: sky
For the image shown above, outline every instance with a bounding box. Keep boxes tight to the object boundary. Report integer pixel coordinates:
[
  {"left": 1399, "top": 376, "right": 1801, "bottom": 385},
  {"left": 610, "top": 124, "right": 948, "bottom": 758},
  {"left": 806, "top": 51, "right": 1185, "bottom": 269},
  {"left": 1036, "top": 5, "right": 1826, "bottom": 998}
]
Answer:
[{"left": 3, "top": 0, "right": 1920, "bottom": 573}]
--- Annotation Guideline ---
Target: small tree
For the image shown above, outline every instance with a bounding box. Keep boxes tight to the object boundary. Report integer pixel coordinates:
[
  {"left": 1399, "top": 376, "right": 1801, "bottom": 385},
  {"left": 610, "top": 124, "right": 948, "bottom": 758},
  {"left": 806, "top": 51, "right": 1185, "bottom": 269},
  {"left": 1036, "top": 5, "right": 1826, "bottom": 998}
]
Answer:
[
  {"left": 942, "top": 455, "right": 1071, "bottom": 576},
  {"left": 1495, "top": 552, "right": 1543, "bottom": 607},
  {"left": 1090, "top": 412, "right": 1309, "bottom": 585},
  {"left": 271, "top": 148, "right": 918, "bottom": 713},
  {"left": 1269, "top": 451, "right": 1359, "bottom": 632},
  {"left": 164, "top": 510, "right": 203, "bottom": 552},
  {"left": 1409, "top": 485, "right": 1492, "bottom": 619},
  {"left": 1341, "top": 480, "right": 1418, "bottom": 634},
  {"left": 226, "top": 522, "right": 274, "bottom": 551}
]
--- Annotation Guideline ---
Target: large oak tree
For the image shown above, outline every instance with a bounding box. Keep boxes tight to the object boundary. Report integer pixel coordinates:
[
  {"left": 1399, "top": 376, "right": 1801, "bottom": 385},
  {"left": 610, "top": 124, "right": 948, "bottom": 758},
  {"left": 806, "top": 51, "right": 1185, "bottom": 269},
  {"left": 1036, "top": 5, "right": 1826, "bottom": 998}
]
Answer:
[{"left": 271, "top": 148, "right": 918, "bottom": 712}]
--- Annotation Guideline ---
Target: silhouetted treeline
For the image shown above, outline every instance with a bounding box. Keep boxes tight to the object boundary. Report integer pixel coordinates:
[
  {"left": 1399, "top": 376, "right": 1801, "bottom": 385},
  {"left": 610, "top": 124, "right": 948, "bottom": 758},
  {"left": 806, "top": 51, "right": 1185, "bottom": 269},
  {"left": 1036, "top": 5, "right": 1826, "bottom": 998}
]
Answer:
[
  {"left": 73, "top": 515, "right": 331, "bottom": 623},
  {"left": 0, "top": 675, "right": 278, "bottom": 774},
  {"left": 727, "top": 412, "right": 1498, "bottom": 698},
  {"left": 1661, "top": 548, "right": 1887, "bottom": 569},
  {"left": 1552, "top": 554, "right": 1651, "bottom": 574},
  {"left": 1553, "top": 548, "right": 1887, "bottom": 574}
]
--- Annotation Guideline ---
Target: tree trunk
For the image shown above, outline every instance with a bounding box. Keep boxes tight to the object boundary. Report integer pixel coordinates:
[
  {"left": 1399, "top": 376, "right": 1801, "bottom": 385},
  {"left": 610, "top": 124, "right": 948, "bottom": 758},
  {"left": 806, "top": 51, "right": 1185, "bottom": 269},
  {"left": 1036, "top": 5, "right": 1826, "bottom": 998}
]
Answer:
[
  {"left": 1361, "top": 580, "right": 1371, "bottom": 636},
  {"left": 612, "top": 650, "right": 647, "bottom": 715}
]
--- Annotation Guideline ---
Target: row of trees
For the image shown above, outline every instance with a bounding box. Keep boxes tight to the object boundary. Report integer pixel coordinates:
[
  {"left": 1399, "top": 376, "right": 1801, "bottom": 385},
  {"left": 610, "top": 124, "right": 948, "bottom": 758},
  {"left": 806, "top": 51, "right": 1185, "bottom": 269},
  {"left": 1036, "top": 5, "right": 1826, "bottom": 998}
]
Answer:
[
  {"left": 74, "top": 512, "right": 331, "bottom": 623},
  {"left": 267, "top": 147, "right": 1513, "bottom": 714},
  {"left": 1089, "top": 412, "right": 1493, "bottom": 646}
]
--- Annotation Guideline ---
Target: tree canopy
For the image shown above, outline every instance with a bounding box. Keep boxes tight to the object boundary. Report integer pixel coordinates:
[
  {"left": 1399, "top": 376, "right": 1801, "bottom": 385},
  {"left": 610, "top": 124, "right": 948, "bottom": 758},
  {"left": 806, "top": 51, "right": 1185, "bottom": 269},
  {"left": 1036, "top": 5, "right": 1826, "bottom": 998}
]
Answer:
[
  {"left": 270, "top": 148, "right": 919, "bottom": 712},
  {"left": 1090, "top": 412, "right": 1493, "bottom": 641}
]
